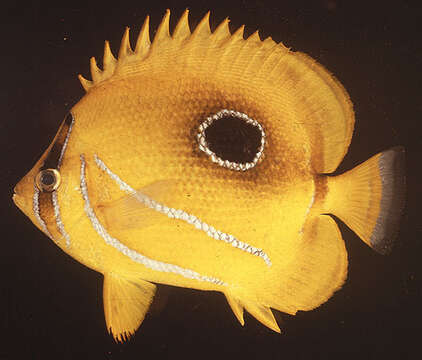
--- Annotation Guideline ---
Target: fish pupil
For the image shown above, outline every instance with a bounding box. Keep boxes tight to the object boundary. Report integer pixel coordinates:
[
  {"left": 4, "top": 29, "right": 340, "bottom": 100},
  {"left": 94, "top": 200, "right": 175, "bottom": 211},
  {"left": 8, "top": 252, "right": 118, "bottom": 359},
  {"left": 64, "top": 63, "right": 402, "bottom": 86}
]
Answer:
[
  {"left": 204, "top": 116, "right": 262, "bottom": 163},
  {"left": 40, "top": 171, "right": 55, "bottom": 186}
]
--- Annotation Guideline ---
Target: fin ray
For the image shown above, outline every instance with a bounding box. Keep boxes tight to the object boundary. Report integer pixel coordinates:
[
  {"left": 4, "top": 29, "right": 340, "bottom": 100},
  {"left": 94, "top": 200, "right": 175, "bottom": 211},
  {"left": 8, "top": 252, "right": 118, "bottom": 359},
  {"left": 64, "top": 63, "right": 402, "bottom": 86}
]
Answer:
[
  {"left": 325, "top": 147, "right": 405, "bottom": 254},
  {"left": 103, "top": 40, "right": 117, "bottom": 71},
  {"left": 103, "top": 273, "right": 156, "bottom": 342},
  {"left": 173, "top": 9, "right": 191, "bottom": 41},
  {"left": 135, "top": 15, "right": 151, "bottom": 57},
  {"left": 118, "top": 27, "right": 133, "bottom": 60},
  {"left": 152, "top": 9, "right": 171, "bottom": 47},
  {"left": 242, "top": 300, "right": 280, "bottom": 333},
  {"left": 96, "top": 179, "right": 177, "bottom": 232},
  {"left": 225, "top": 293, "right": 245, "bottom": 326}
]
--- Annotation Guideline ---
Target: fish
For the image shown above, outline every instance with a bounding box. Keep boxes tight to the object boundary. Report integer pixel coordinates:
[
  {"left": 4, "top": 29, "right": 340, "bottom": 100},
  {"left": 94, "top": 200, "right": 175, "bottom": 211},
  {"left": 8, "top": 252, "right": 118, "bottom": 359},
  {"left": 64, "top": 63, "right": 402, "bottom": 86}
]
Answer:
[{"left": 13, "top": 9, "right": 405, "bottom": 341}]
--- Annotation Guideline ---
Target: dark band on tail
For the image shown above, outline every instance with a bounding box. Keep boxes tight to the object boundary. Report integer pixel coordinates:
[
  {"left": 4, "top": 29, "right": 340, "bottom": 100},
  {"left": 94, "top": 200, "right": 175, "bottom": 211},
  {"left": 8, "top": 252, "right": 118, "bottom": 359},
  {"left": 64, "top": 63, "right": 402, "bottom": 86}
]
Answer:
[{"left": 370, "top": 146, "right": 406, "bottom": 254}]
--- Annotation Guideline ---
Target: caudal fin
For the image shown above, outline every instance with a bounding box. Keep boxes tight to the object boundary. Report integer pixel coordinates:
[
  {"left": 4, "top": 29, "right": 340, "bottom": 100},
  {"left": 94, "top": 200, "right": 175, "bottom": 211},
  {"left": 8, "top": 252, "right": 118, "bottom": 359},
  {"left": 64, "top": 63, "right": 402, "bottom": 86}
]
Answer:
[{"left": 325, "top": 147, "right": 405, "bottom": 254}]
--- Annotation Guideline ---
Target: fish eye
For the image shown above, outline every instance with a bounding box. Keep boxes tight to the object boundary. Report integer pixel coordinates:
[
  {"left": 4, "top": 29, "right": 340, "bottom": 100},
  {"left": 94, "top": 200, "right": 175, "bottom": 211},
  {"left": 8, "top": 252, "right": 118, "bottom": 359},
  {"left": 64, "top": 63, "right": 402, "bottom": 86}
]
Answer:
[
  {"left": 35, "top": 169, "right": 61, "bottom": 192},
  {"left": 197, "top": 110, "right": 265, "bottom": 171}
]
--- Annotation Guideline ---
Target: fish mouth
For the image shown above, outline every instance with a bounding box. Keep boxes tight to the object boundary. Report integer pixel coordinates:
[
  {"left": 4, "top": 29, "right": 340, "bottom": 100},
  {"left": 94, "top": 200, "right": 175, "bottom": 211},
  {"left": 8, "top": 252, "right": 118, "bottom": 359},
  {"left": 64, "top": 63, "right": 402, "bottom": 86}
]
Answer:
[
  {"left": 12, "top": 193, "right": 23, "bottom": 211},
  {"left": 12, "top": 184, "right": 26, "bottom": 213}
]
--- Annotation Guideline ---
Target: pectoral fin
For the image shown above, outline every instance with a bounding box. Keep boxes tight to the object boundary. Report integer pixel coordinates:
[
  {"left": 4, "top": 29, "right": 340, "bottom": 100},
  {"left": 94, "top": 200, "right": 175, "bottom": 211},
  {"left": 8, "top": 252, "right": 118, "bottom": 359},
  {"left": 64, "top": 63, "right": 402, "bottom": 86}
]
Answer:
[
  {"left": 96, "top": 180, "right": 177, "bottom": 232},
  {"left": 103, "top": 273, "right": 156, "bottom": 342}
]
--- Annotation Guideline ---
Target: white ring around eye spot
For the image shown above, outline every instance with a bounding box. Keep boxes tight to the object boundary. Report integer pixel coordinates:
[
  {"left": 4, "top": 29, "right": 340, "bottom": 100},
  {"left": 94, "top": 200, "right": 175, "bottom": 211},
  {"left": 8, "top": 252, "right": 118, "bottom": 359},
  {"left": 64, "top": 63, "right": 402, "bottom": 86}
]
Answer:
[{"left": 197, "top": 109, "right": 266, "bottom": 171}]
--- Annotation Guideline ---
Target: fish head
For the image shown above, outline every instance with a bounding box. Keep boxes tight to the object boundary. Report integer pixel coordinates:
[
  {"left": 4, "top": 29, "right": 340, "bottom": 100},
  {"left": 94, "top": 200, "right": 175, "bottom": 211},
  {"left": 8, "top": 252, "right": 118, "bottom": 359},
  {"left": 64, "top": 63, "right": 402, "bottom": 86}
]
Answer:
[{"left": 13, "top": 113, "right": 87, "bottom": 254}]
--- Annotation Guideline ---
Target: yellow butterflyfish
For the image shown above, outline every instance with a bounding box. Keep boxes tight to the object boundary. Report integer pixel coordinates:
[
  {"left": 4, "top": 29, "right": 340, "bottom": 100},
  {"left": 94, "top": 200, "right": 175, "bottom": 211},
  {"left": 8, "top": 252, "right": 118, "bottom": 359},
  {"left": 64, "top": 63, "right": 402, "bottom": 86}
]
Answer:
[{"left": 13, "top": 10, "right": 405, "bottom": 342}]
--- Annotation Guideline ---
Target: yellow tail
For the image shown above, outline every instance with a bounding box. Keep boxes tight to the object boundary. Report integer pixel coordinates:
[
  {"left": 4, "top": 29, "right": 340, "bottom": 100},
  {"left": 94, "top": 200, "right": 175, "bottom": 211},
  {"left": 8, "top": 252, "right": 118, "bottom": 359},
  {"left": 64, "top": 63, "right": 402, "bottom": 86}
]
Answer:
[{"left": 324, "top": 147, "right": 405, "bottom": 254}]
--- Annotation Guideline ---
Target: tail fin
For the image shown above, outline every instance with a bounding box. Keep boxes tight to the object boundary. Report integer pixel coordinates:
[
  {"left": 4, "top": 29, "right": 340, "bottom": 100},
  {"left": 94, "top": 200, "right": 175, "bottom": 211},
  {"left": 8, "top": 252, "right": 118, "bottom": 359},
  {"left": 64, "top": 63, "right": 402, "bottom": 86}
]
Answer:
[{"left": 325, "top": 147, "right": 405, "bottom": 254}]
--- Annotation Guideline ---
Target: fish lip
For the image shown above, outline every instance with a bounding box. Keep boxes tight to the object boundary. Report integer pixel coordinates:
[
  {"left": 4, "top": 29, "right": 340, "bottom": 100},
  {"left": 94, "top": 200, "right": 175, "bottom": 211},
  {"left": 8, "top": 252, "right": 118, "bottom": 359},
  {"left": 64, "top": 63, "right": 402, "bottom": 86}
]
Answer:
[
  {"left": 13, "top": 183, "right": 21, "bottom": 196},
  {"left": 12, "top": 192, "right": 24, "bottom": 212}
]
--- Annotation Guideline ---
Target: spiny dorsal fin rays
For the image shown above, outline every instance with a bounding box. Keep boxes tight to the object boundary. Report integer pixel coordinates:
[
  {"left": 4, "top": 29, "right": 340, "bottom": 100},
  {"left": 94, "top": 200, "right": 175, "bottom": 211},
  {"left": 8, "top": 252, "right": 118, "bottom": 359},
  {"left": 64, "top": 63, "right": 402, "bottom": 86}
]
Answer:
[
  {"left": 190, "top": 11, "right": 211, "bottom": 40},
  {"left": 103, "top": 40, "right": 117, "bottom": 71},
  {"left": 247, "top": 30, "right": 262, "bottom": 45},
  {"left": 118, "top": 27, "right": 134, "bottom": 60},
  {"left": 209, "top": 25, "right": 246, "bottom": 75},
  {"left": 211, "top": 17, "right": 231, "bottom": 42},
  {"left": 134, "top": 15, "right": 151, "bottom": 57},
  {"left": 152, "top": 9, "right": 171, "bottom": 49},
  {"left": 240, "top": 38, "right": 285, "bottom": 81},
  {"left": 90, "top": 57, "right": 102, "bottom": 83},
  {"left": 78, "top": 74, "right": 93, "bottom": 91},
  {"left": 78, "top": 10, "right": 272, "bottom": 92},
  {"left": 172, "top": 9, "right": 191, "bottom": 41},
  {"left": 230, "top": 25, "right": 245, "bottom": 42}
]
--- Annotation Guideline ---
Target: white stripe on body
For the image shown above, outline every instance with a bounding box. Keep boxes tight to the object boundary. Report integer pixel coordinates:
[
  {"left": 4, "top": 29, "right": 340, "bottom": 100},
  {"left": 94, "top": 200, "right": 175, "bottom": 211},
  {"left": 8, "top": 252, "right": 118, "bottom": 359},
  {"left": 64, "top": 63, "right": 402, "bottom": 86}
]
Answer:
[
  {"left": 52, "top": 115, "right": 75, "bottom": 247},
  {"left": 80, "top": 154, "right": 226, "bottom": 286},
  {"left": 94, "top": 154, "right": 272, "bottom": 266},
  {"left": 52, "top": 191, "right": 71, "bottom": 247},
  {"left": 32, "top": 115, "right": 74, "bottom": 247},
  {"left": 32, "top": 184, "right": 53, "bottom": 239}
]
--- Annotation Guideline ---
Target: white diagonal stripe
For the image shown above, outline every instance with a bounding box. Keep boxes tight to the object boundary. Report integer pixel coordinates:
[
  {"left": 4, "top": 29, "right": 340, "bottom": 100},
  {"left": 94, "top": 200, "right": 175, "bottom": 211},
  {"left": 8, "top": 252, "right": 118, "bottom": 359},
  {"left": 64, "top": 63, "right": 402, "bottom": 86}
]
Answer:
[
  {"left": 32, "top": 184, "right": 52, "bottom": 239},
  {"left": 52, "top": 191, "right": 71, "bottom": 247},
  {"left": 80, "top": 154, "right": 226, "bottom": 286},
  {"left": 57, "top": 114, "right": 74, "bottom": 169},
  {"left": 94, "top": 154, "right": 271, "bottom": 266}
]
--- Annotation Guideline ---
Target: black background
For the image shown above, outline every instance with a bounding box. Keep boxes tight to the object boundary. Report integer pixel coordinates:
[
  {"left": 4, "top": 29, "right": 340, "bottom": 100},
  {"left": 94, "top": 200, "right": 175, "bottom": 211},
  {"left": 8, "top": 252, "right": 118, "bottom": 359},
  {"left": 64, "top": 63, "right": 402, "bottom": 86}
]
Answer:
[{"left": 1, "top": 1, "right": 420, "bottom": 359}]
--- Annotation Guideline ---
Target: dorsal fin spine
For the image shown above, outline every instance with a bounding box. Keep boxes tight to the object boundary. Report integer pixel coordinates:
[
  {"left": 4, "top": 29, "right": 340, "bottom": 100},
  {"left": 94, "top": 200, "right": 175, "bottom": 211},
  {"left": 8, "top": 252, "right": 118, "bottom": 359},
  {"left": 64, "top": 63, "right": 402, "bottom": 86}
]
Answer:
[
  {"left": 78, "top": 11, "right": 277, "bottom": 93},
  {"left": 118, "top": 27, "right": 133, "bottom": 60},
  {"left": 230, "top": 25, "right": 245, "bottom": 41},
  {"left": 247, "top": 30, "right": 261, "bottom": 44},
  {"left": 211, "top": 17, "right": 231, "bottom": 42},
  {"left": 135, "top": 15, "right": 151, "bottom": 57},
  {"left": 173, "top": 9, "right": 191, "bottom": 41},
  {"left": 78, "top": 74, "right": 93, "bottom": 91},
  {"left": 103, "top": 40, "right": 117, "bottom": 71},
  {"left": 152, "top": 9, "right": 171, "bottom": 47},
  {"left": 191, "top": 11, "right": 211, "bottom": 39},
  {"left": 90, "top": 57, "right": 102, "bottom": 83}
]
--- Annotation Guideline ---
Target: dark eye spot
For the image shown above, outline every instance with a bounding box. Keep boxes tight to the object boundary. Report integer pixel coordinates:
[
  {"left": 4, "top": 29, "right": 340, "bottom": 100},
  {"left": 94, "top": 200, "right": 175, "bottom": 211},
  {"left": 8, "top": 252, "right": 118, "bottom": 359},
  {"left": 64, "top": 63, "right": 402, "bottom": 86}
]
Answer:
[
  {"left": 35, "top": 169, "right": 61, "bottom": 192},
  {"left": 197, "top": 110, "right": 265, "bottom": 171},
  {"left": 204, "top": 116, "right": 262, "bottom": 163},
  {"left": 40, "top": 171, "right": 55, "bottom": 186}
]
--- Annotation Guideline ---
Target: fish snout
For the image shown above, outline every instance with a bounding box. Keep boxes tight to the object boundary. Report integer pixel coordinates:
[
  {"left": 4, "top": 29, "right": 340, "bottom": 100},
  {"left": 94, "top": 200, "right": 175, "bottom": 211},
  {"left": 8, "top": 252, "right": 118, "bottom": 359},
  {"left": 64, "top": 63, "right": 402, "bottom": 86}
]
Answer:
[{"left": 12, "top": 192, "right": 26, "bottom": 213}]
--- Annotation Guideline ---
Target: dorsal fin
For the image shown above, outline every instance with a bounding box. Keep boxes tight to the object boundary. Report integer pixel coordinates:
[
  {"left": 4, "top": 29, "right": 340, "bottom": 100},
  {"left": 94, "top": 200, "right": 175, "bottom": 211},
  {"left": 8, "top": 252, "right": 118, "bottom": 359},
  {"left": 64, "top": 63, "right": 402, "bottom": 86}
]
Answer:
[
  {"left": 103, "top": 40, "right": 117, "bottom": 71},
  {"left": 152, "top": 9, "right": 171, "bottom": 47},
  {"left": 89, "top": 57, "right": 102, "bottom": 83},
  {"left": 247, "top": 30, "right": 261, "bottom": 45},
  {"left": 212, "top": 17, "right": 231, "bottom": 42},
  {"left": 173, "top": 9, "right": 191, "bottom": 41},
  {"left": 77, "top": 10, "right": 354, "bottom": 171},
  {"left": 134, "top": 15, "right": 151, "bottom": 57},
  {"left": 118, "top": 27, "right": 133, "bottom": 60},
  {"left": 191, "top": 11, "right": 211, "bottom": 39}
]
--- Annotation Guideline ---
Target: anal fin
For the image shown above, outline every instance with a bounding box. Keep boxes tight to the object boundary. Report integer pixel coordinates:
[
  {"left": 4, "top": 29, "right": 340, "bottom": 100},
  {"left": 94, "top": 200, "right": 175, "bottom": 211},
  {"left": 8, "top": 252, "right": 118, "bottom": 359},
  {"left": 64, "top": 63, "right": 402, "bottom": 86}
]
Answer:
[
  {"left": 225, "top": 293, "right": 280, "bottom": 333},
  {"left": 242, "top": 300, "right": 280, "bottom": 333},
  {"left": 225, "top": 294, "right": 245, "bottom": 326},
  {"left": 103, "top": 273, "right": 156, "bottom": 342}
]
